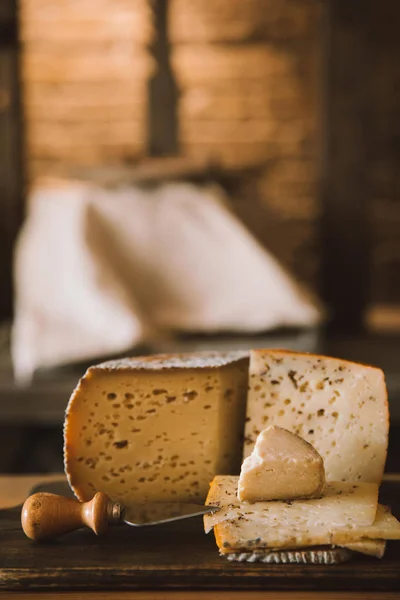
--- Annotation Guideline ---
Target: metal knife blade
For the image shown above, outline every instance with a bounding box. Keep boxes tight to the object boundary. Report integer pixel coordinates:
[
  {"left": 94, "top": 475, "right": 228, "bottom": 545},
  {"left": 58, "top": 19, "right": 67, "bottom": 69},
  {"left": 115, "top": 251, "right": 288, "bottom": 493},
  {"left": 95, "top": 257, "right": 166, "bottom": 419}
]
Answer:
[{"left": 122, "top": 502, "right": 219, "bottom": 526}]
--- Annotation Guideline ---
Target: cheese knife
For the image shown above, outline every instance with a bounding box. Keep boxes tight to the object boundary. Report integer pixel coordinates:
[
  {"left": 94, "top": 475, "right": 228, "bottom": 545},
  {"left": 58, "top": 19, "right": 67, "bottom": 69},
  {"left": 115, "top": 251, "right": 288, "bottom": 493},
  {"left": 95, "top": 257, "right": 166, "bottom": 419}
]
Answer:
[{"left": 21, "top": 491, "right": 219, "bottom": 541}]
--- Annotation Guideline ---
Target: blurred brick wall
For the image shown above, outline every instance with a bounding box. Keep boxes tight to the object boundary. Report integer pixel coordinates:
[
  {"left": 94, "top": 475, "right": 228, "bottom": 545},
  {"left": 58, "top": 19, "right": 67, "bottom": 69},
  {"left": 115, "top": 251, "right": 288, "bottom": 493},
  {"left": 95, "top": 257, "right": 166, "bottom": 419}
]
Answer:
[
  {"left": 18, "top": 0, "right": 400, "bottom": 304},
  {"left": 19, "top": 0, "right": 155, "bottom": 181},
  {"left": 170, "top": 0, "right": 322, "bottom": 289},
  {"left": 19, "top": 0, "right": 322, "bottom": 293}
]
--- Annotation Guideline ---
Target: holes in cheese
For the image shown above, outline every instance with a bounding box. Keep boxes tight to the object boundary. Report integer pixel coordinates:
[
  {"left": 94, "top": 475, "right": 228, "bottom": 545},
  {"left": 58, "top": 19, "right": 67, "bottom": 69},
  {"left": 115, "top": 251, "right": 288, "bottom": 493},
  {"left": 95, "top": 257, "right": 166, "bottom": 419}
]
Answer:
[
  {"left": 64, "top": 351, "right": 249, "bottom": 504},
  {"left": 204, "top": 475, "right": 379, "bottom": 536},
  {"left": 237, "top": 426, "right": 325, "bottom": 502},
  {"left": 244, "top": 350, "right": 389, "bottom": 484}
]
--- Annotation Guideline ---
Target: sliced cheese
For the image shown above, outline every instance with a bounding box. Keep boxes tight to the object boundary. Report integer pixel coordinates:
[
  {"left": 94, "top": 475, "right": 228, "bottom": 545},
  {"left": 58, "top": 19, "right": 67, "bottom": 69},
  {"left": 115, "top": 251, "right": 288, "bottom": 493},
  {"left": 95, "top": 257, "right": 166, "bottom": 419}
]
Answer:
[
  {"left": 244, "top": 349, "right": 389, "bottom": 483},
  {"left": 64, "top": 351, "right": 249, "bottom": 503},
  {"left": 213, "top": 508, "right": 396, "bottom": 556},
  {"left": 238, "top": 426, "right": 325, "bottom": 502},
  {"left": 214, "top": 517, "right": 332, "bottom": 553},
  {"left": 205, "top": 475, "right": 379, "bottom": 535},
  {"left": 332, "top": 505, "right": 400, "bottom": 544},
  {"left": 215, "top": 527, "right": 386, "bottom": 558},
  {"left": 340, "top": 539, "right": 386, "bottom": 558},
  {"left": 205, "top": 476, "right": 397, "bottom": 556}
]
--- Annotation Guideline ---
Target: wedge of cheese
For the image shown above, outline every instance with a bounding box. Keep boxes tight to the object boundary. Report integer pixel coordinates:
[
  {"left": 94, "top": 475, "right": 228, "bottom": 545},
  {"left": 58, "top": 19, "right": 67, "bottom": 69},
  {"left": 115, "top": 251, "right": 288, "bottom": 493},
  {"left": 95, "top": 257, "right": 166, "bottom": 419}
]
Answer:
[
  {"left": 64, "top": 351, "right": 249, "bottom": 503},
  {"left": 238, "top": 426, "right": 325, "bottom": 502},
  {"left": 244, "top": 350, "right": 389, "bottom": 483},
  {"left": 205, "top": 476, "right": 379, "bottom": 535}
]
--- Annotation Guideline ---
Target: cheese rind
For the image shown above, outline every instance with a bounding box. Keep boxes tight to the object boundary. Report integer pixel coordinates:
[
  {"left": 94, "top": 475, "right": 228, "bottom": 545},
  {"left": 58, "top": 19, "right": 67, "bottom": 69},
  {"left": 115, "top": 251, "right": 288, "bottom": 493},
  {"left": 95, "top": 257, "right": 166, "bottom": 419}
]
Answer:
[
  {"left": 204, "top": 475, "right": 379, "bottom": 535},
  {"left": 244, "top": 349, "right": 389, "bottom": 483},
  {"left": 64, "top": 351, "right": 249, "bottom": 503},
  {"left": 95, "top": 352, "right": 249, "bottom": 371},
  {"left": 238, "top": 426, "right": 325, "bottom": 502}
]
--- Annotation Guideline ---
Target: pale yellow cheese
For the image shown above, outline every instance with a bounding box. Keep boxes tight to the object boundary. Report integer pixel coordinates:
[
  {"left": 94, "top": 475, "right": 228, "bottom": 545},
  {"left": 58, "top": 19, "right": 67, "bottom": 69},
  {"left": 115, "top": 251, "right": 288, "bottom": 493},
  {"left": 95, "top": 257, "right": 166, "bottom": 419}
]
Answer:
[
  {"left": 238, "top": 426, "right": 325, "bottom": 502},
  {"left": 214, "top": 518, "right": 332, "bottom": 553},
  {"left": 332, "top": 505, "right": 400, "bottom": 544},
  {"left": 205, "top": 476, "right": 397, "bottom": 556},
  {"left": 64, "top": 351, "right": 249, "bottom": 503},
  {"left": 205, "top": 475, "right": 379, "bottom": 535},
  {"left": 215, "top": 529, "right": 386, "bottom": 558},
  {"left": 340, "top": 539, "right": 386, "bottom": 558},
  {"left": 244, "top": 349, "right": 389, "bottom": 483},
  {"left": 213, "top": 511, "right": 397, "bottom": 555}
]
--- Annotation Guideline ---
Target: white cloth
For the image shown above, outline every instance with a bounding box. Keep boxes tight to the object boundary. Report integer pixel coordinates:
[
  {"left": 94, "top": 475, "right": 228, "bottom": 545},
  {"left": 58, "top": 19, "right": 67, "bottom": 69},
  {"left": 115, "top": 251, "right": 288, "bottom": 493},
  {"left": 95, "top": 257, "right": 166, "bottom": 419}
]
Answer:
[{"left": 12, "top": 179, "right": 323, "bottom": 382}]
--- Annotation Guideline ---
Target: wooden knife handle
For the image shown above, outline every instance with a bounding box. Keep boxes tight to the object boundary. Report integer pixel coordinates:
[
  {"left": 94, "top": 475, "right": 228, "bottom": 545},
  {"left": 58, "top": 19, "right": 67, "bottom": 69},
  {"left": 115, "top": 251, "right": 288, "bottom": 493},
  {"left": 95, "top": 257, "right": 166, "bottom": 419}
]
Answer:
[{"left": 21, "top": 492, "right": 123, "bottom": 541}]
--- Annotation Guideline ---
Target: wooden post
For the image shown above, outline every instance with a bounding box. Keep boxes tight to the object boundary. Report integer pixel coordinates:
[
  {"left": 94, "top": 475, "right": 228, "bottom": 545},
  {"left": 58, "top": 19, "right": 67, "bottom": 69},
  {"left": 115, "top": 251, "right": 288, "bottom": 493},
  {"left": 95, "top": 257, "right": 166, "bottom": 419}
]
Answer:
[
  {"left": 319, "top": 0, "right": 372, "bottom": 332},
  {"left": 148, "top": 0, "right": 179, "bottom": 156},
  {"left": 0, "top": 0, "right": 24, "bottom": 322}
]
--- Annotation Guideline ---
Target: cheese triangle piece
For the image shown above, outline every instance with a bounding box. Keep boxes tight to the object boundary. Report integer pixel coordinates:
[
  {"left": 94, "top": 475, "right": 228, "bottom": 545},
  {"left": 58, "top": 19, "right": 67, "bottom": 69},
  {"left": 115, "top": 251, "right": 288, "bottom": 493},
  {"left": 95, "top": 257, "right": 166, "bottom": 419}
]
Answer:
[{"left": 238, "top": 426, "right": 325, "bottom": 502}]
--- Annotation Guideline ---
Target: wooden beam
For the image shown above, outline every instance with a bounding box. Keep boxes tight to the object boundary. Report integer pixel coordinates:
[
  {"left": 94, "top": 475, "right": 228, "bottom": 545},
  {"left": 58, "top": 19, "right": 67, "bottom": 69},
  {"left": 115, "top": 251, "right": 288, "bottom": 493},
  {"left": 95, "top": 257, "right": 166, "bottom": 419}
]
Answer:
[
  {"left": 148, "top": 0, "right": 179, "bottom": 156},
  {"left": 0, "top": 0, "right": 24, "bottom": 321},
  {"left": 319, "top": 0, "right": 372, "bottom": 332}
]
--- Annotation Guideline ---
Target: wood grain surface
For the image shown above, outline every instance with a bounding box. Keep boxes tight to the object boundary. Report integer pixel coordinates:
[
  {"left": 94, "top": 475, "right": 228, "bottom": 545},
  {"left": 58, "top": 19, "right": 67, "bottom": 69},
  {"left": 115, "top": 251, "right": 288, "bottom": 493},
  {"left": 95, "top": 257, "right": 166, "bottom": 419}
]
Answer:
[
  {"left": 1, "top": 593, "right": 400, "bottom": 600},
  {"left": 0, "top": 593, "right": 400, "bottom": 600}
]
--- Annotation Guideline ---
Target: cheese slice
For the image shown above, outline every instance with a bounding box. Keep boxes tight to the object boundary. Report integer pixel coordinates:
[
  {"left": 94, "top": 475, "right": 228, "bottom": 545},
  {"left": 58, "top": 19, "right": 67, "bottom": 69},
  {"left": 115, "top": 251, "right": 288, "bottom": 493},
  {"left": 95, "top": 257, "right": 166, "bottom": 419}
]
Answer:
[
  {"left": 244, "top": 349, "right": 389, "bottom": 483},
  {"left": 205, "top": 476, "right": 397, "bottom": 556},
  {"left": 238, "top": 426, "right": 325, "bottom": 502},
  {"left": 64, "top": 351, "right": 249, "bottom": 503},
  {"left": 213, "top": 517, "right": 331, "bottom": 553},
  {"left": 205, "top": 475, "right": 379, "bottom": 535},
  {"left": 332, "top": 505, "right": 400, "bottom": 544},
  {"left": 213, "top": 511, "right": 397, "bottom": 556},
  {"left": 340, "top": 539, "right": 386, "bottom": 558},
  {"left": 215, "top": 529, "right": 386, "bottom": 558}
]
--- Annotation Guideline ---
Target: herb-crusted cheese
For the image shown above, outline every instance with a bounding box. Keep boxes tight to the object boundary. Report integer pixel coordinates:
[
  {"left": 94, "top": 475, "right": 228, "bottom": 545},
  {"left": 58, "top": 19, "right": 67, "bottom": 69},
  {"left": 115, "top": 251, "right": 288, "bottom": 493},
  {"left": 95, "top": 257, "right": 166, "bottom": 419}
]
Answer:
[
  {"left": 244, "top": 350, "right": 389, "bottom": 483},
  {"left": 205, "top": 475, "right": 378, "bottom": 535},
  {"left": 204, "top": 476, "right": 398, "bottom": 556},
  {"left": 64, "top": 351, "right": 249, "bottom": 503},
  {"left": 238, "top": 426, "right": 325, "bottom": 502}
]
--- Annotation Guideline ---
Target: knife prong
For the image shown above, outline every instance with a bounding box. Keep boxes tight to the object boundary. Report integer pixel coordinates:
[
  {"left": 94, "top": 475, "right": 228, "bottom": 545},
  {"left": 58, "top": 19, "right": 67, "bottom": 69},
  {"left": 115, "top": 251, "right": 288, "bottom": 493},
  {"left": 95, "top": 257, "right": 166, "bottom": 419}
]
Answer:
[{"left": 122, "top": 502, "right": 220, "bottom": 526}]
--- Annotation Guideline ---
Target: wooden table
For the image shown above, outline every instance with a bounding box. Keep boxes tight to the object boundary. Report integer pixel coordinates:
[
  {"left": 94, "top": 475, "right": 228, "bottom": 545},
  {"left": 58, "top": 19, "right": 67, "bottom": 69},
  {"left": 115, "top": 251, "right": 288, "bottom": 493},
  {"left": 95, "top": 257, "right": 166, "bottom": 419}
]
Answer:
[{"left": 0, "top": 475, "right": 399, "bottom": 600}]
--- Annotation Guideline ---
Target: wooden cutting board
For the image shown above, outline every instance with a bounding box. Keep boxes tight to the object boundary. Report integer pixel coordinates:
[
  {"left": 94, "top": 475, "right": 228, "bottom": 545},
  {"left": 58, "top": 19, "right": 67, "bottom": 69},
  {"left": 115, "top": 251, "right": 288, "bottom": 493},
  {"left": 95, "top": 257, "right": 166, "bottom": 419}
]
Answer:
[{"left": 0, "top": 479, "right": 399, "bottom": 592}]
